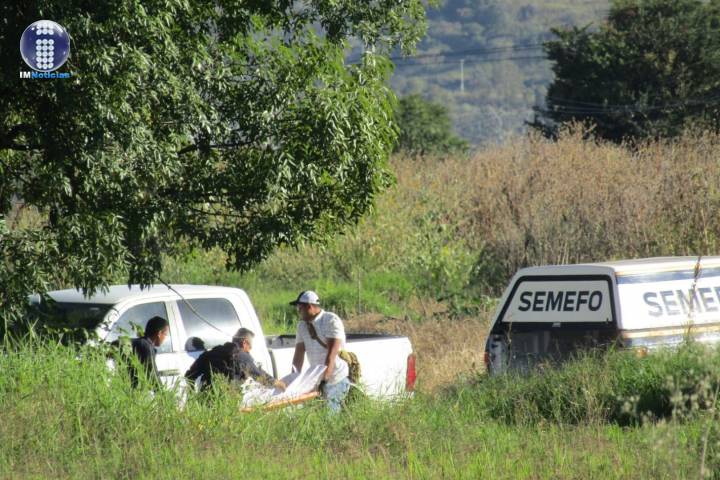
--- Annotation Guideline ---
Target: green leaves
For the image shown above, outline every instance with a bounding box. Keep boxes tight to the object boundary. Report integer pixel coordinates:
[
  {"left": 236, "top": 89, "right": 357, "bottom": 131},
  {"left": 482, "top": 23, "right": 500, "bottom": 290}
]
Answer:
[
  {"left": 533, "top": 0, "right": 720, "bottom": 141},
  {"left": 394, "top": 94, "right": 468, "bottom": 156},
  {"left": 0, "top": 0, "right": 427, "bottom": 330}
]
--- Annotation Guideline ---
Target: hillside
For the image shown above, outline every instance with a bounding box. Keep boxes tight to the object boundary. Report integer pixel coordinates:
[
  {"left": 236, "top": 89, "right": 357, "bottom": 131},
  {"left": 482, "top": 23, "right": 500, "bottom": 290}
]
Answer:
[{"left": 390, "top": 0, "right": 611, "bottom": 145}]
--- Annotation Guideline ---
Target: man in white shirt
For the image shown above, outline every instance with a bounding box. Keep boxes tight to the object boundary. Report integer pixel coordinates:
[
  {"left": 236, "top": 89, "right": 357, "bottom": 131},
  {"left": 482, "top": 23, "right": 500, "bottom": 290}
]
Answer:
[{"left": 290, "top": 290, "right": 350, "bottom": 412}]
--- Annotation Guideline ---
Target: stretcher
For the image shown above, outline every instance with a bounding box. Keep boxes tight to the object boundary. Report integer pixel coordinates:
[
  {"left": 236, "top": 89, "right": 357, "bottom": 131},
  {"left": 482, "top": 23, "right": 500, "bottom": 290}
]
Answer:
[{"left": 240, "top": 390, "right": 320, "bottom": 412}]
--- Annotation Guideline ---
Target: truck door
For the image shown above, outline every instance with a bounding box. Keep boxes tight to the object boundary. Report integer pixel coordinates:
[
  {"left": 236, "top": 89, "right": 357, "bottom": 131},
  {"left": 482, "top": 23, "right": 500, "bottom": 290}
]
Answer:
[
  {"left": 172, "top": 297, "right": 242, "bottom": 384},
  {"left": 105, "top": 300, "right": 186, "bottom": 388}
]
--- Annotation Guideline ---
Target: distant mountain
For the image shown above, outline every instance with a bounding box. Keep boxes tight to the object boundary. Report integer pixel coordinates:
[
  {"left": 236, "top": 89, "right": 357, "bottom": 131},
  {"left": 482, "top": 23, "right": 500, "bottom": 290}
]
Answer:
[{"left": 390, "top": 0, "right": 610, "bottom": 146}]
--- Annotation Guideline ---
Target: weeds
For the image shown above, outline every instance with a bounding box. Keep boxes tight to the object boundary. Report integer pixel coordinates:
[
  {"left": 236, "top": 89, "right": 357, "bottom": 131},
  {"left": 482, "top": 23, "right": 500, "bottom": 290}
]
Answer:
[
  {"left": 162, "top": 127, "right": 720, "bottom": 326},
  {"left": 0, "top": 340, "right": 714, "bottom": 478},
  {"left": 451, "top": 343, "right": 720, "bottom": 426},
  {"left": 8, "top": 128, "right": 720, "bottom": 476}
]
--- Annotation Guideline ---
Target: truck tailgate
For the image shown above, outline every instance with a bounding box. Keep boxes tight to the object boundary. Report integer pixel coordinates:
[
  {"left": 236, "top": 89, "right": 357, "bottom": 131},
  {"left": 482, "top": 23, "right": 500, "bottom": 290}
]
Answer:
[{"left": 267, "top": 333, "right": 413, "bottom": 399}]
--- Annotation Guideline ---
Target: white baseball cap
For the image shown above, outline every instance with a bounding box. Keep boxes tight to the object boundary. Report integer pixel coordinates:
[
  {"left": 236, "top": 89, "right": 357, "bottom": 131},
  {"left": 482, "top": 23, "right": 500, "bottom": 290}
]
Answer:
[{"left": 289, "top": 290, "right": 320, "bottom": 306}]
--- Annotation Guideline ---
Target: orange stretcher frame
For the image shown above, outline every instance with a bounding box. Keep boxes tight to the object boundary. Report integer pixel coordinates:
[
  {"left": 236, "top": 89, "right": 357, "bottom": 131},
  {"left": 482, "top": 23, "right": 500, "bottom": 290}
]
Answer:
[{"left": 240, "top": 391, "right": 320, "bottom": 413}]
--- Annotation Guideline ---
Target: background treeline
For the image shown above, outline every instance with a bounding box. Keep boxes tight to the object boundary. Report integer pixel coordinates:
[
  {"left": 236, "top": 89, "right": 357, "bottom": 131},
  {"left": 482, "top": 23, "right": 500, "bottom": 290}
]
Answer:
[{"left": 532, "top": 0, "right": 720, "bottom": 141}]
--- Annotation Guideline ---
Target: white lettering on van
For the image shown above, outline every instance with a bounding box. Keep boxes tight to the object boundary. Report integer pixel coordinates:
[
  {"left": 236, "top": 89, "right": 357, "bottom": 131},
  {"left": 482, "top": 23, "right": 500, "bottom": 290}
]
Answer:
[
  {"left": 699, "top": 287, "right": 718, "bottom": 312},
  {"left": 644, "top": 287, "right": 720, "bottom": 316}
]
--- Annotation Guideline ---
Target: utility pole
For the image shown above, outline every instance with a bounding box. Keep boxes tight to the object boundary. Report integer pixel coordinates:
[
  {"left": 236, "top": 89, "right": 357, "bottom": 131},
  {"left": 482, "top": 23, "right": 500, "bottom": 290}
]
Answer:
[{"left": 460, "top": 58, "right": 465, "bottom": 93}]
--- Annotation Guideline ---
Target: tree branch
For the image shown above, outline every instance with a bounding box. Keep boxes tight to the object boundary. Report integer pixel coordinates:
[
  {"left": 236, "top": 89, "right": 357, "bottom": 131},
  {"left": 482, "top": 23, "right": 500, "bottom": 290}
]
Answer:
[
  {"left": 184, "top": 204, "right": 249, "bottom": 220},
  {"left": 0, "top": 143, "right": 43, "bottom": 152},
  {"left": 0, "top": 124, "right": 43, "bottom": 152},
  {"left": 177, "top": 140, "right": 253, "bottom": 155}
]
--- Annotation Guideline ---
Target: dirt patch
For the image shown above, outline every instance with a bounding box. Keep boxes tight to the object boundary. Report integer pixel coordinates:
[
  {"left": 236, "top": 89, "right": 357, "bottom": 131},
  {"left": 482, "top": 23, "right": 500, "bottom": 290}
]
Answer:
[{"left": 345, "top": 314, "right": 491, "bottom": 392}]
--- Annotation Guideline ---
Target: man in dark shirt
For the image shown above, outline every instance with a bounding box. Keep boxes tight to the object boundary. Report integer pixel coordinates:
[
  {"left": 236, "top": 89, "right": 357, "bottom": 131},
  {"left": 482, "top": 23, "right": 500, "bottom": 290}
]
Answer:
[
  {"left": 185, "top": 327, "right": 286, "bottom": 392},
  {"left": 130, "top": 316, "right": 170, "bottom": 388}
]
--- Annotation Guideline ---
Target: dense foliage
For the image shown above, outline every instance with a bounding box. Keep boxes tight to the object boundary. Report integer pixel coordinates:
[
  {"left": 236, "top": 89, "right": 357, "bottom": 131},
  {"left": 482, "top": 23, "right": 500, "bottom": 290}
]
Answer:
[
  {"left": 0, "top": 1, "right": 426, "bottom": 328},
  {"left": 462, "top": 343, "right": 720, "bottom": 426},
  {"left": 394, "top": 94, "right": 468, "bottom": 155},
  {"left": 534, "top": 0, "right": 720, "bottom": 141},
  {"left": 163, "top": 129, "right": 720, "bottom": 331},
  {"left": 532, "top": 0, "right": 720, "bottom": 141}
]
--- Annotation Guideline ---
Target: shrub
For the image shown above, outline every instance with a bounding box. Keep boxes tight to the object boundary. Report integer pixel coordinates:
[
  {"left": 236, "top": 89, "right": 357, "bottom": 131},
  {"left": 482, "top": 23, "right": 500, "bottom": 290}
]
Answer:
[{"left": 454, "top": 343, "right": 720, "bottom": 426}]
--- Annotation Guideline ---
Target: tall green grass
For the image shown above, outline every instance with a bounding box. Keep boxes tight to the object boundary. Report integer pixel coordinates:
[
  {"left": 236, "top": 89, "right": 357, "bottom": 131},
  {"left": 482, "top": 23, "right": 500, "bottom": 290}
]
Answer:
[
  {"left": 0, "top": 340, "right": 717, "bottom": 478},
  {"left": 162, "top": 249, "right": 419, "bottom": 329},
  {"left": 453, "top": 343, "right": 720, "bottom": 427}
]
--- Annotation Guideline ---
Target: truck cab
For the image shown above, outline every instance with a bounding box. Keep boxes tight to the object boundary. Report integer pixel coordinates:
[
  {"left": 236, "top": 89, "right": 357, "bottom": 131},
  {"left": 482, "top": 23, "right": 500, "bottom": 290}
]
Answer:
[
  {"left": 485, "top": 257, "right": 720, "bottom": 374},
  {"left": 37, "top": 285, "right": 275, "bottom": 389}
]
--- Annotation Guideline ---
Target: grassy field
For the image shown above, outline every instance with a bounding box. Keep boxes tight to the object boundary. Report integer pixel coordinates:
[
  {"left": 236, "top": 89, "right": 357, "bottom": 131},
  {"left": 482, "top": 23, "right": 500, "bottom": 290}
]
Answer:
[
  {"left": 1, "top": 341, "right": 718, "bottom": 479},
  {"left": 164, "top": 127, "right": 720, "bottom": 316},
  {"left": 6, "top": 129, "right": 720, "bottom": 477},
  {"left": 161, "top": 127, "right": 720, "bottom": 392}
]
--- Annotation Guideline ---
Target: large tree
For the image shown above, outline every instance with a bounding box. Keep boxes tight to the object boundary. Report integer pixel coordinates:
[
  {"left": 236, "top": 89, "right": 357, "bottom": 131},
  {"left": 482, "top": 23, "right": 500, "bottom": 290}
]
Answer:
[
  {"left": 0, "top": 1, "right": 427, "bottom": 327},
  {"left": 531, "top": 0, "right": 720, "bottom": 141}
]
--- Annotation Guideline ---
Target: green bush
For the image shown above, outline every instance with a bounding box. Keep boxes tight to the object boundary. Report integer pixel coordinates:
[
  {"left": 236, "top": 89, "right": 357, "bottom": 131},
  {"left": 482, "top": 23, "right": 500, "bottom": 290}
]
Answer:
[
  {"left": 454, "top": 343, "right": 720, "bottom": 426},
  {"left": 161, "top": 130, "right": 720, "bottom": 321}
]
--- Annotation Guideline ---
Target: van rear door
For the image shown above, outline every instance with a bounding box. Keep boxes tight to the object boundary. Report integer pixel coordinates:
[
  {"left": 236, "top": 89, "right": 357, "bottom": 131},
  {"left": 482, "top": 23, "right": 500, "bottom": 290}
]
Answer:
[{"left": 486, "top": 274, "right": 618, "bottom": 374}]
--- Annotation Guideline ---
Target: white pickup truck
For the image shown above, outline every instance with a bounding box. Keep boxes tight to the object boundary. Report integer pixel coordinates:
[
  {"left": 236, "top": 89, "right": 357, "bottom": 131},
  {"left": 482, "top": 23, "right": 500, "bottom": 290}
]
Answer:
[
  {"left": 485, "top": 256, "right": 720, "bottom": 374},
  {"left": 34, "top": 284, "right": 416, "bottom": 398}
]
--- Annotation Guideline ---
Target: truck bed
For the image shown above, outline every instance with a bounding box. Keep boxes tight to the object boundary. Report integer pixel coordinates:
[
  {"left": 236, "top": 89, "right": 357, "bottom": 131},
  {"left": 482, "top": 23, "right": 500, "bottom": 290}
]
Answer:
[
  {"left": 266, "top": 333, "right": 408, "bottom": 349},
  {"left": 266, "top": 333, "right": 413, "bottom": 399}
]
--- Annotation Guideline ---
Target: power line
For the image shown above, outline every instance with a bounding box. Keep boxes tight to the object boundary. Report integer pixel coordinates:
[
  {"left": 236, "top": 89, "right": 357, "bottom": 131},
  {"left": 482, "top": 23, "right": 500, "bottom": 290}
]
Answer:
[
  {"left": 552, "top": 94, "right": 720, "bottom": 111},
  {"left": 392, "top": 54, "right": 549, "bottom": 68},
  {"left": 391, "top": 43, "right": 546, "bottom": 61},
  {"left": 347, "top": 43, "right": 547, "bottom": 65},
  {"left": 417, "top": 94, "right": 720, "bottom": 122},
  {"left": 539, "top": 94, "right": 720, "bottom": 115},
  {"left": 346, "top": 5, "right": 612, "bottom": 66}
]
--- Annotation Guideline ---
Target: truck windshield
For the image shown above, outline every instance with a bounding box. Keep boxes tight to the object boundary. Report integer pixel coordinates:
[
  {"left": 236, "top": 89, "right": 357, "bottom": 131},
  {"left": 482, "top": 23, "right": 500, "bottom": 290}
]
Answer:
[{"left": 29, "top": 301, "right": 113, "bottom": 341}]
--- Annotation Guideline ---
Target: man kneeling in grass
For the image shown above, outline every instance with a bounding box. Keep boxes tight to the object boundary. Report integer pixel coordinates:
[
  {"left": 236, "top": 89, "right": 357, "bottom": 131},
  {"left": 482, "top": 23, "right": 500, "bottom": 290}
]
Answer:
[{"left": 185, "top": 328, "right": 286, "bottom": 392}]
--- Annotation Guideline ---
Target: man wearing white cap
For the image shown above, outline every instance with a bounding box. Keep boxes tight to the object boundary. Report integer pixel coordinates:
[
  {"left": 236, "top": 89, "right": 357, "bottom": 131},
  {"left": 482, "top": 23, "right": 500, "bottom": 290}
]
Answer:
[{"left": 290, "top": 290, "right": 350, "bottom": 412}]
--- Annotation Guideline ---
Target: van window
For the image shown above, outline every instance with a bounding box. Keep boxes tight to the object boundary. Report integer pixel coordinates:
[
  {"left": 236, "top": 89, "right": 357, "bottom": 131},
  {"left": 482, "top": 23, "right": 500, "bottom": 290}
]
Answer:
[
  {"left": 107, "top": 302, "right": 173, "bottom": 354},
  {"left": 176, "top": 298, "right": 240, "bottom": 349}
]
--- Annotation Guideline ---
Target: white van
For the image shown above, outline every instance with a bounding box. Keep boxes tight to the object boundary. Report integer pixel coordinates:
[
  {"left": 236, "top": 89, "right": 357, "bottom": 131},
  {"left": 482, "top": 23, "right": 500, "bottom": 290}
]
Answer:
[{"left": 484, "top": 257, "right": 720, "bottom": 374}]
